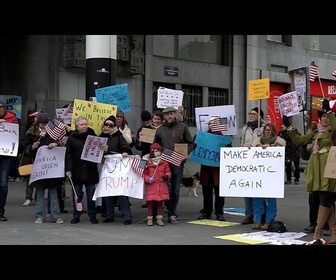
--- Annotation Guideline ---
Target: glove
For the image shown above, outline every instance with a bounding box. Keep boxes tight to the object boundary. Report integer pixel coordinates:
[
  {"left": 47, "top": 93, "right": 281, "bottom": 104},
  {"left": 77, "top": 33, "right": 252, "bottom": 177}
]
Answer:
[
  {"left": 65, "top": 171, "right": 72, "bottom": 178},
  {"left": 322, "top": 98, "right": 331, "bottom": 112},
  {"left": 282, "top": 116, "right": 291, "bottom": 127},
  {"left": 162, "top": 175, "right": 169, "bottom": 181},
  {"left": 148, "top": 177, "right": 154, "bottom": 184},
  {"left": 100, "top": 144, "right": 108, "bottom": 152}
]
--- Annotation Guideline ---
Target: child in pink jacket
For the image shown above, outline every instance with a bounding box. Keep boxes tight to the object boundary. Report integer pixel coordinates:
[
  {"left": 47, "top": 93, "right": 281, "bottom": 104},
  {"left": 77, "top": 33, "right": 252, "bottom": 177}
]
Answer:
[{"left": 143, "top": 143, "right": 171, "bottom": 226}]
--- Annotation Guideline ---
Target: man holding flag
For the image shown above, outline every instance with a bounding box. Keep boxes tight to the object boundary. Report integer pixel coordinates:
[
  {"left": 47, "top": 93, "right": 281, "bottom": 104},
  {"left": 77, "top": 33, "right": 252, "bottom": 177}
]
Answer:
[{"left": 154, "top": 106, "right": 194, "bottom": 224}]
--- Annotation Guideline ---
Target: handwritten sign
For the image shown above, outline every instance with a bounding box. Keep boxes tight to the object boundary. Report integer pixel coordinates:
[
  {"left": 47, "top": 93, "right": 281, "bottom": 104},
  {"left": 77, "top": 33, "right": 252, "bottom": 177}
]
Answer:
[
  {"left": 195, "top": 105, "right": 237, "bottom": 136},
  {"left": 93, "top": 154, "right": 144, "bottom": 200},
  {"left": 72, "top": 99, "right": 117, "bottom": 135},
  {"left": 80, "top": 135, "right": 107, "bottom": 163},
  {"left": 29, "top": 146, "right": 66, "bottom": 185},
  {"left": 324, "top": 146, "right": 336, "bottom": 179},
  {"left": 95, "top": 83, "right": 131, "bottom": 112},
  {"left": 55, "top": 108, "right": 73, "bottom": 125},
  {"left": 0, "top": 123, "right": 19, "bottom": 157},
  {"left": 189, "top": 132, "right": 231, "bottom": 167},
  {"left": 139, "top": 128, "right": 156, "bottom": 144},
  {"left": 277, "top": 91, "right": 300, "bottom": 117},
  {"left": 248, "top": 78, "right": 270, "bottom": 100},
  {"left": 0, "top": 95, "right": 22, "bottom": 119},
  {"left": 174, "top": 143, "right": 188, "bottom": 158},
  {"left": 156, "top": 87, "right": 184, "bottom": 109},
  {"left": 219, "top": 147, "right": 285, "bottom": 198}
]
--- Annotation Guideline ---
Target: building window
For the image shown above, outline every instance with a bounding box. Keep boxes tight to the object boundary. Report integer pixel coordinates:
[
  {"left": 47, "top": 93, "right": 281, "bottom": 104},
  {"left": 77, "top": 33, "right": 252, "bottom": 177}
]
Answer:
[
  {"left": 181, "top": 85, "right": 203, "bottom": 127},
  {"left": 267, "top": 35, "right": 292, "bottom": 46},
  {"left": 208, "top": 87, "right": 229, "bottom": 106},
  {"left": 153, "top": 82, "right": 176, "bottom": 110}
]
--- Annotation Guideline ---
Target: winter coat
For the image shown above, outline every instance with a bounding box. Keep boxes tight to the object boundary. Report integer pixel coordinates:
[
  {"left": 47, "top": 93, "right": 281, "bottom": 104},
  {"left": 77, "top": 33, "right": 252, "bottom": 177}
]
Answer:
[
  {"left": 252, "top": 136, "right": 286, "bottom": 147},
  {"left": 143, "top": 158, "right": 171, "bottom": 202},
  {"left": 240, "top": 119, "right": 266, "bottom": 146},
  {"left": 288, "top": 113, "right": 336, "bottom": 193},
  {"left": 0, "top": 110, "right": 18, "bottom": 124},
  {"left": 278, "top": 129, "right": 301, "bottom": 161},
  {"left": 65, "top": 127, "right": 99, "bottom": 184},
  {"left": 99, "top": 130, "right": 132, "bottom": 155}
]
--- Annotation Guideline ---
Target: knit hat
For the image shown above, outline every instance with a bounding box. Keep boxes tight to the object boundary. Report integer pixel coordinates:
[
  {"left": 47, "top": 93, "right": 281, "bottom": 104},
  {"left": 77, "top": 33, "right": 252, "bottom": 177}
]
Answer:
[
  {"left": 0, "top": 98, "right": 6, "bottom": 107},
  {"left": 251, "top": 107, "right": 264, "bottom": 119},
  {"left": 150, "top": 143, "right": 161, "bottom": 151},
  {"left": 141, "top": 110, "right": 152, "bottom": 122},
  {"left": 104, "top": 115, "right": 116, "bottom": 124},
  {"left": 36, "top": 113, "right": 49, "bottom": 124}
]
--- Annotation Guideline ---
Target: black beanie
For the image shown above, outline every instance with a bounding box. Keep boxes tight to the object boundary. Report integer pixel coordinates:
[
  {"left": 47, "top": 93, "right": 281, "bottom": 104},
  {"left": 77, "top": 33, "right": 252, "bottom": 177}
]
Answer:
[
  {"left": 141, "top": 110, "right": 152, "bottom": 122},
  {"left": 104, "top": 115, "right": 116, "bottom": 124},
  {"left": 36, "top": 113, "right": 49, "bottom": 124},
  {"left": 251, "top": 107, "right": 264, "bottom": 119}
]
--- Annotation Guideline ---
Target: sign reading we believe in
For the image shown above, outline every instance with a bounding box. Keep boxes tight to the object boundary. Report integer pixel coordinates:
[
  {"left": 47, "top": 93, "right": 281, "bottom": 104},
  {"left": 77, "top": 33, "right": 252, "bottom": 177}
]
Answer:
[
  {"left": 95, "top": 83, "right": 131, "bottom": 112},
  {"left": 195, "top": 105, "right": 237, "bottom": 136},
  {"left": 93, "top": 154, "right": 144, "bottom": 200},
  {"left": 219, "top": 147, "right": 285, "bottom": 198}
]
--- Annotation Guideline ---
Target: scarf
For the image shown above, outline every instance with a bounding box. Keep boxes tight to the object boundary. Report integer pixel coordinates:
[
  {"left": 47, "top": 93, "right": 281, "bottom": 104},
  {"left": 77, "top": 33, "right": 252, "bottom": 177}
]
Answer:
[
  {"left": 151, "top": 156, "right": 161, "bottom": 166},
  {"left": 260, "top": 136, "right": 277, "bottom": 145},
  {"left": 247, "top": 121, "right": 258, "bottom": 131},
  {"left": 312, "top": 124, "right": 332, "bottom": 154}
]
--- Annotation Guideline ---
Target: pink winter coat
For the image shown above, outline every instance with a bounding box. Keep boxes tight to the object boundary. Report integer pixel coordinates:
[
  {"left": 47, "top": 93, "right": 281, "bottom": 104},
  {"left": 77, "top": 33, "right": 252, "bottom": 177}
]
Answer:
[{"left": 143, "top": 158, "right": 171, "bottom": 202}]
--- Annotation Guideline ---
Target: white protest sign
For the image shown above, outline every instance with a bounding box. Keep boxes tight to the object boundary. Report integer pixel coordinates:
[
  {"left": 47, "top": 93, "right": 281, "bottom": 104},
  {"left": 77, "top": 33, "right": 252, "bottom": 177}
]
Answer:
[
  {"left": 195, "top": 105, "right": 237, "bottom": 136},
  {"left": 55, "top": 108, "right": 73, "bottom": 125},
  {"left": 277, "top": 91, "right": 300, "bottom": 117},
  {"left": 80, "top": 135, "right": 107, "bottom": 164},
  {"left": 156, "top": 87, "right": 184, "bottom": 109},
  {"left": 29, "top": 146, "right": 66, "bottom": 185},
  {"left": 0, "top": 122, "right": 19, "bottom": 157},
  {"left": 219, "top": 146, "right": 285, "bottom": 198},
  {"left": 93, "top": 154, "right": 144, "bottom": 200}
]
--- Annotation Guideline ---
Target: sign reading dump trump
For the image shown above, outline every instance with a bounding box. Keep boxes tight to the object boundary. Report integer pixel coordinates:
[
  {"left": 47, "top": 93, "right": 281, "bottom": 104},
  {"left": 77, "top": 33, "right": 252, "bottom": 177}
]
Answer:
[
  {"left": 93, "top": 154, "right": 144, "bottom": 200},
  {"left": 219, "top": 147, "right": 285, "bottom": 198}
]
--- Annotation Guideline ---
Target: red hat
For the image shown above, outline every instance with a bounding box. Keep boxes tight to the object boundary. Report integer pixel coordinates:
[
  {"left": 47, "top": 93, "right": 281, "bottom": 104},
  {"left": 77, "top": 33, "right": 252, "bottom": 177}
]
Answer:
[{"left": 150, "top": 143, "right": 161, "bottom": 151}]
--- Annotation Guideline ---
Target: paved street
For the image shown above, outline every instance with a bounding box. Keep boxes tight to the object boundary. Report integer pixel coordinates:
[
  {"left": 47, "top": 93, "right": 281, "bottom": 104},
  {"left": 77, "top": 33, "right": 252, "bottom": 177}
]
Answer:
[{"left": 0, "top": 173, "right": 314, "bottom": 245}]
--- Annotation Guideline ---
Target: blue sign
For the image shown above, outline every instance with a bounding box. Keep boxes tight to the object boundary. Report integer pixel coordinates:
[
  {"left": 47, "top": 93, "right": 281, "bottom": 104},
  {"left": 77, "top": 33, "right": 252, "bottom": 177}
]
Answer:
[
  {"left": 95, "top": 83, "right": 131, "bottom": 112},
  {"left": 189, "top": 131, "right": 231, "bottom": 167},
  {"left": 0, "top": 95, "right": 22, "bottom": 119}
]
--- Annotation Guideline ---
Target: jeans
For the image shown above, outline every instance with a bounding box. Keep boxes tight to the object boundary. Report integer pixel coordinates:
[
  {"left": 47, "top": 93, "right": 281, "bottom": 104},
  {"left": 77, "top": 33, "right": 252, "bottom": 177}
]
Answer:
[
  {"left": 105, "top": 196, "right": 132, "bottom": 221},
  {"left": 253, "top": 198, "right": 277, "bottom": 224},
  {"left": 35, "top": 186, "right": 60, "bottom": 221},
  {"left": 47, "top": 178, "right": 65, "bottom": 211},
  {"left": 0, "top": 156, "right": 11, "bottom": 215},
  {"left": 166, "top": 164, "right": 184, "bottom": 218},
  {"left": 244, "top": 197, "right": 254, "bottom": 219},
  {"left": 72, "top": 183, "right": 96, "bottom": 219}
]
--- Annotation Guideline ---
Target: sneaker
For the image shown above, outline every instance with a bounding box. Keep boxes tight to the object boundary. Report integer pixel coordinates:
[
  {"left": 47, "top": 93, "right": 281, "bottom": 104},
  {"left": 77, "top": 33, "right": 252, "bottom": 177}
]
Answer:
[
  {"left": 22, "top": 199, "right": 31, "bottom": 207},
  {"left": 304, "top": 225, "right": 315, "bottom": 233},
  {"left": 90, "top": 217, "right": 99, "bottom": 224},
  {"left": 285, "top": 180, "right": 292, "bottom": 184},
  {"left": 35, "top": 218, "right": 44, "bottom": 224},
  {"left": 198, "top": 213, "right": 211, "bottom": 220},
  {"left": 168, "top": 216, "right": 178, "bottom": 224},
  {"left": 216, "top": 214, "right": 226, "bottom": 221},
  {"left": 252, "top": 223, "right": 262, "bottom": 230},
  {"left": 60, "top": 209, "right": 68, "bottom": 213},
  {"left": 294, "top": 180, "right": 299, "bottom": 185},
  {"left": 124, "top": 220, "right": 132, "bottom": 225},
  {"left": 0, "top": 215, "right": 8, "bottom": 222},
  {"left": 55, "top": 218, "right": 64, "bottom": 224},
  {"left": 70, "top": 218, "right": 80, "bottom": 224}
]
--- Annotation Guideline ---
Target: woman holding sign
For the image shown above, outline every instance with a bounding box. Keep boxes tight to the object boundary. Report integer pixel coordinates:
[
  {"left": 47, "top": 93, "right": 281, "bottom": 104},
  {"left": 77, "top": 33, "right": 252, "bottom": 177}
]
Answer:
[{"left": 284, "top": 99, "right": 336, "bottom": 243}]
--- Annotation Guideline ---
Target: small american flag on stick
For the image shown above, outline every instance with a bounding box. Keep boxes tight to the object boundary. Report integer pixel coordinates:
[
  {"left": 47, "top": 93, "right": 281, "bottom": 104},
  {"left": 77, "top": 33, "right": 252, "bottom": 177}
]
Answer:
[
  {"left": 309, "top": 61, "right": 319, "bottom": 82},
  {"left": 46, "top": 120, "right": 67, "bottom": 140},
  {"left": 161, "top": 148, "right": 185, "bottom": 167},
  {"left": 131, "top": 157, "right": 147, "bottom": 177},
  {"left": 212, "top": 117, "right": 228, "bottom": 132}
]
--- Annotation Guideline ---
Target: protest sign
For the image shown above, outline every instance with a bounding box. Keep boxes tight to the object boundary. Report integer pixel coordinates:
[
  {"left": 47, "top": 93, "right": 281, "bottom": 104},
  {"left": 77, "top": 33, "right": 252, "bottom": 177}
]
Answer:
[
  {"left": 0, "top": 95, "right": 22, "bottom": 119},
  {"left": 0, "top": 122, "right": 19, "bottom": 157},
  {"left": 277, "top": 91, "right": 300, "bottom": 117},
  {"left": 139, "top": 128, "right": 156, "bottom": 144},
  {"left": 156, "top": 87, "right": 183, "bottom": 109},
  {"left": 80, "top": 135, "right": 107, "bottom": 163}
]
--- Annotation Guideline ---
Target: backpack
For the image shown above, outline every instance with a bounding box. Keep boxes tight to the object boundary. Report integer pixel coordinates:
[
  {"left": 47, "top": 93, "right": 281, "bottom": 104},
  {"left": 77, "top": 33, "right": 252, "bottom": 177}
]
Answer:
[{"left": 267, "top": 221, "right": 287, "bottom": 233}]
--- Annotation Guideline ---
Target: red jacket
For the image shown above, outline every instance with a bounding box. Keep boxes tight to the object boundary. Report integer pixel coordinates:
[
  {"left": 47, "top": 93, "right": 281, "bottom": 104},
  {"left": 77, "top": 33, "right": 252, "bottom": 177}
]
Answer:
[
  {"left": 0, "top": 110, "right": 18, "bottom": 124},
  {"left": 143, "top": 158, "right": 171, "bottom": 202}
]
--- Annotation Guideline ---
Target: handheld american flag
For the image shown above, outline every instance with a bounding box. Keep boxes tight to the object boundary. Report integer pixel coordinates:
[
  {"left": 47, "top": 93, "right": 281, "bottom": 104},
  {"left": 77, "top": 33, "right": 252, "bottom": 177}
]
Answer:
[
  {"left": 46, "top": 120, "right": 67, "bottom": 140},
  {"left": 161, "top": 148, "right": 185, "bottom": 167},
  {"left": 212, "top": 117, "right": 228, "bottom": 132},
  {"left": 131, "top": 157, "right": 147, "bottom": 177},
  {"left": 309, "top": 62, "right": 318, "bottom": 82}
]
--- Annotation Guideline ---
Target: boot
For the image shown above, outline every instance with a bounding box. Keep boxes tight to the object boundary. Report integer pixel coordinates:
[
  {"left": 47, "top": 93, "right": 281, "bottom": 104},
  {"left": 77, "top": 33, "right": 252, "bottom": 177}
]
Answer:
[
  {"left": 327, "top": 209, "right": 336, "bottom": 244},
  {"left": 156, "top": 215, "right": 164, "bottom": 226},
  {"left": 147, "top": 216, "right": 153, "bottom": 226},
  {"left": 314, "top": 206, "right": 332, "bottom": 239}
]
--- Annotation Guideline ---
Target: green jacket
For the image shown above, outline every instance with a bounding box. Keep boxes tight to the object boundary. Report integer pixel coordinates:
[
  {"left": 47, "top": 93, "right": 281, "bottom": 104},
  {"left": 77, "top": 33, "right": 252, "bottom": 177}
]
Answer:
[{"left": 288, "top": 113, "right": 336, "bottom": 192}]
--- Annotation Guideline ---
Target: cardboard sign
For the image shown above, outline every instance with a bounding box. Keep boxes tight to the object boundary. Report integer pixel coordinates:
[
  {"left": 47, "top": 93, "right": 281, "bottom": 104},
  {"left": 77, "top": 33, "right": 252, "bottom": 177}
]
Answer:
[
  {"left": 139, "top": 128, "right": 156, "bottom": 144},
  {"left": 323, "top": 146, "right": 336, "bottom": 179},
  {"left": 174, "top": 143, "right": 188, "bottom": 158}
]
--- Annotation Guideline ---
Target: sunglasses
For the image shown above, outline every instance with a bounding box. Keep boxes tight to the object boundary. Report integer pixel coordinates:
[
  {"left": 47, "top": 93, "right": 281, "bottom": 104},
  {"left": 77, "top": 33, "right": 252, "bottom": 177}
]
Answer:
[{"left": 104, "top": 123, "right": 115, "bottom": 128}]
